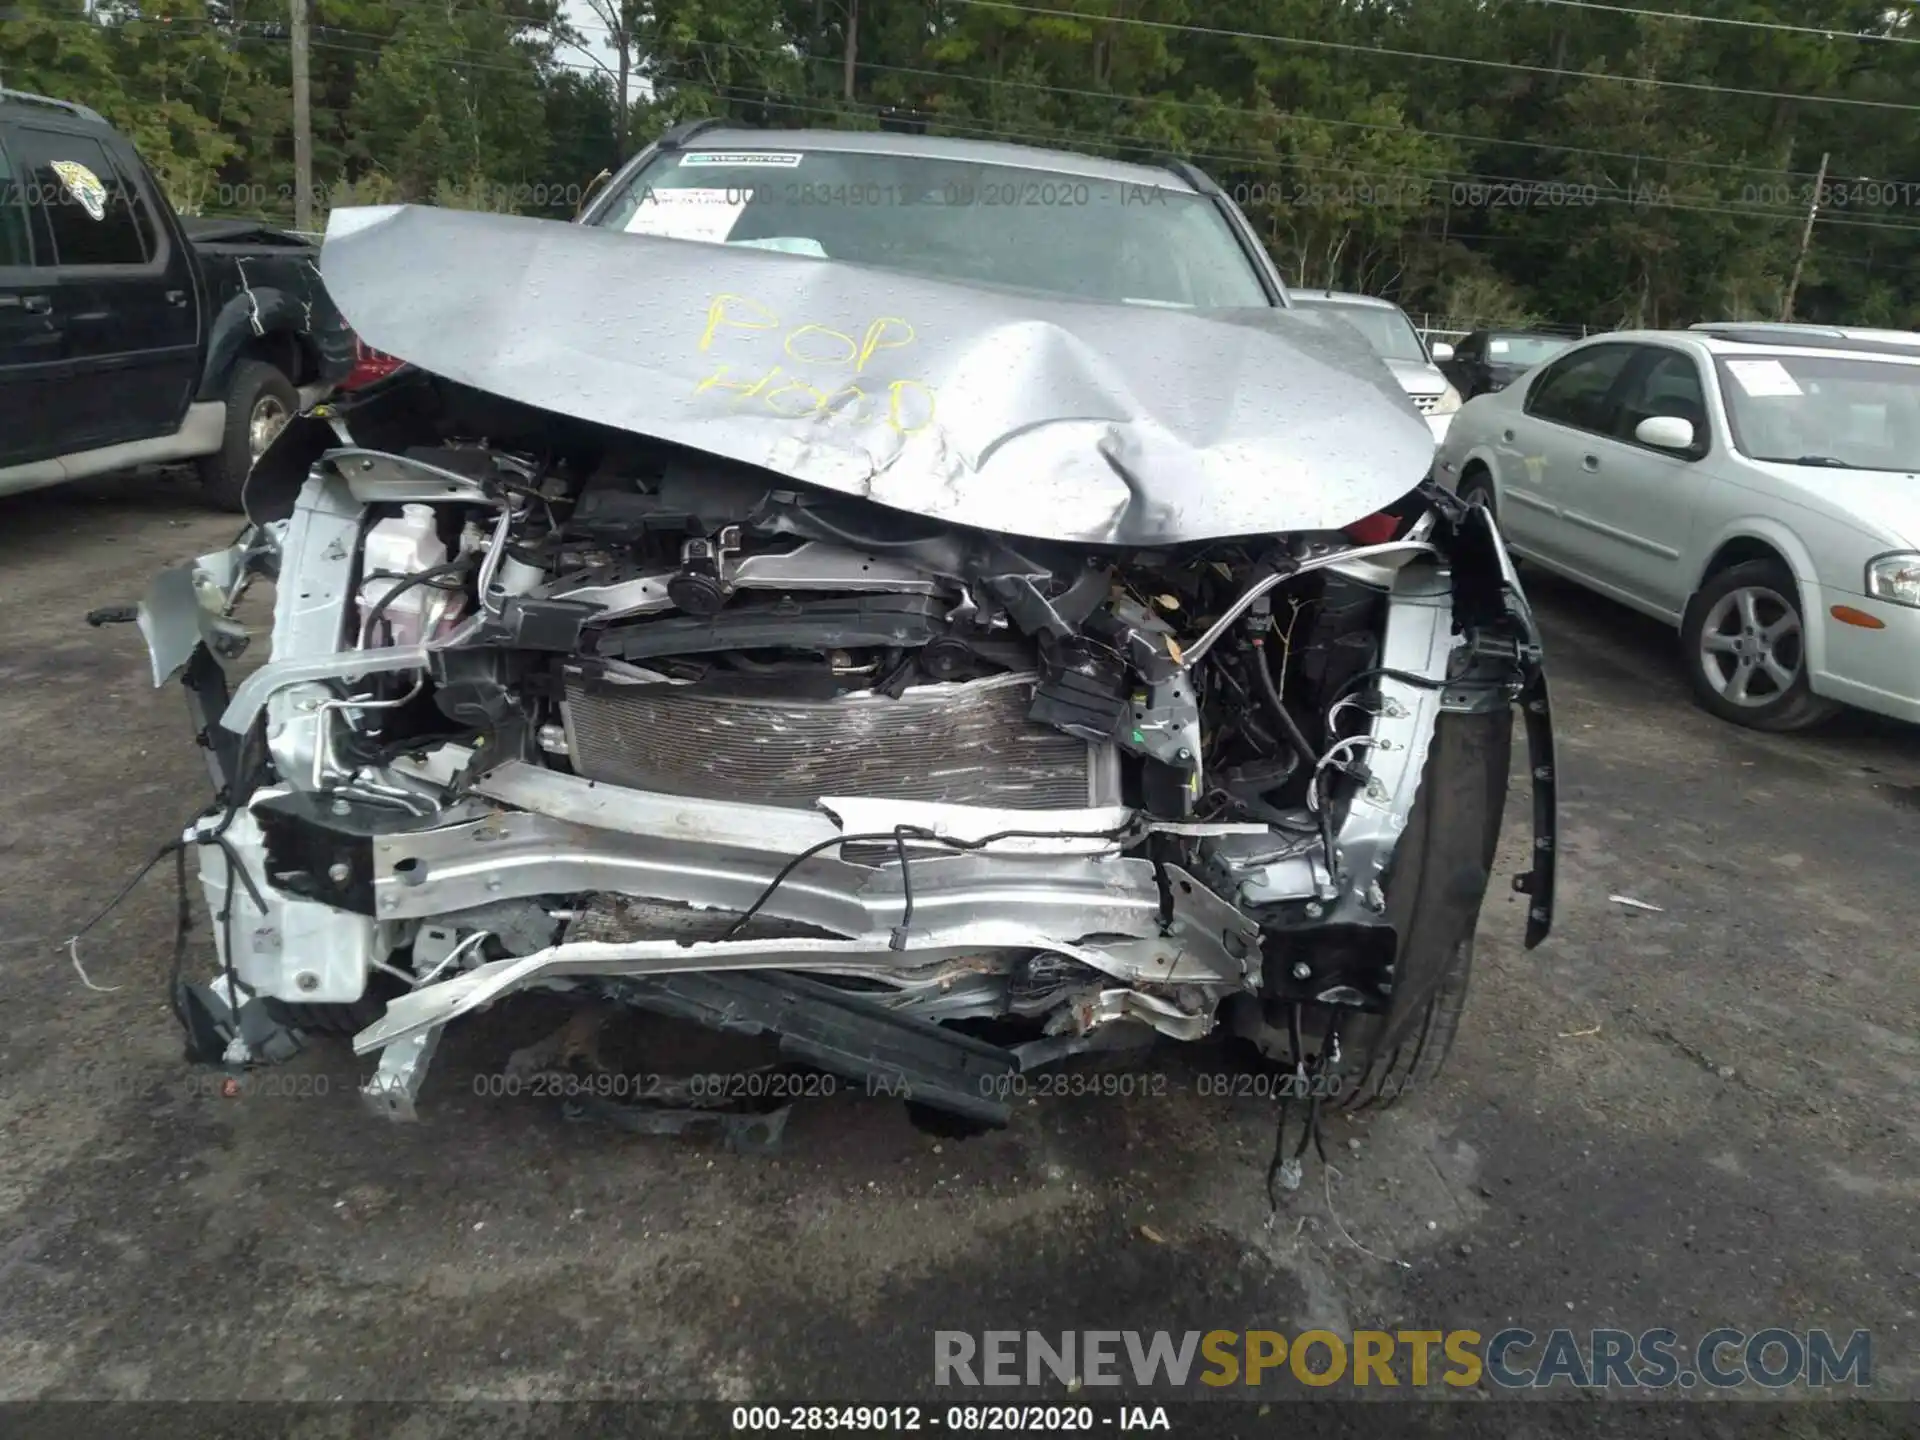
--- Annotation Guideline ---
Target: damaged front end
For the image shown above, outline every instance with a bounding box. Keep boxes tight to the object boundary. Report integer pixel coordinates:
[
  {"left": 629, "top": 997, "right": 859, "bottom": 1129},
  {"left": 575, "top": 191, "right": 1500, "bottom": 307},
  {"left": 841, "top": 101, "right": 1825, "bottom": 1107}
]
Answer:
[{"left": 134, "top": 205, "right": 1555, "bottom": 1135}]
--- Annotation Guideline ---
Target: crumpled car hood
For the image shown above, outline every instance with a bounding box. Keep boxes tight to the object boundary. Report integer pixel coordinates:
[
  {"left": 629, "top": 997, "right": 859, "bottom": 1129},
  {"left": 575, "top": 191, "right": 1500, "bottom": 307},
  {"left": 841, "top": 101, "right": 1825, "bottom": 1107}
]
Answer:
[{"left": 318, "top": 204, "right": 1435, "bottom": 545}]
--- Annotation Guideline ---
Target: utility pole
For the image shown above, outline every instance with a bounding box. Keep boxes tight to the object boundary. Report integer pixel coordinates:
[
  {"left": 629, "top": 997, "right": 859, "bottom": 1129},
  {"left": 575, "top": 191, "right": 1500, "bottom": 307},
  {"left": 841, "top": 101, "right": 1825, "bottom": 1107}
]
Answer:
[
  {"left": 291, "top": 0, "right": 313, "bottom": 231},
  {"left": 842, "top": 0, "right": 858, "bottom": 101},
  {"left": 1781, "top": 150, "right": 1828, "bottom": 322}
]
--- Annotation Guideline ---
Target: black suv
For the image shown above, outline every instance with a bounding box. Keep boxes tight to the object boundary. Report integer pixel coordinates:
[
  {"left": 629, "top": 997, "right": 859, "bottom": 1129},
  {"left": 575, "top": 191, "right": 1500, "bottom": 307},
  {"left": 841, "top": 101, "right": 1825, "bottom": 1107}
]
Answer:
[{"left": 0, "top": 88, "right": 352, "bottom": 508}]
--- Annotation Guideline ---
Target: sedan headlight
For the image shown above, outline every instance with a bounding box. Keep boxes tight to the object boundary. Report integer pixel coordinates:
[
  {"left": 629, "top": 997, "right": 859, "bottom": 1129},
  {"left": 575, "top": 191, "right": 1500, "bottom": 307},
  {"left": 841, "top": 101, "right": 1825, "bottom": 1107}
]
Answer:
[
  {"left": 1865, "top": 552, "right": 1920, "bottom": 608},
  {"left": 1431, "top": 384, "right": 1464, "bottom": 415}
]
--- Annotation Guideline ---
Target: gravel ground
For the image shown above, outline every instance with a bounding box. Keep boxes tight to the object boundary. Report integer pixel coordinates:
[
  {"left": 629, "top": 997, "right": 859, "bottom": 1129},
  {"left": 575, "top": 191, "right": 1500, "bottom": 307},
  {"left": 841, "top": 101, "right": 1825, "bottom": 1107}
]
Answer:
[{"left": 0, "top": 472, "right": 1914, "bottom": 1429}]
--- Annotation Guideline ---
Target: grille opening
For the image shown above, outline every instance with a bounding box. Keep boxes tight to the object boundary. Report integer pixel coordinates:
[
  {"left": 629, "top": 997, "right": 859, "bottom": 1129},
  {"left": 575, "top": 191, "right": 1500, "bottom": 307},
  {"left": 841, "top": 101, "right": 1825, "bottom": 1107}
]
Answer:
[{"left": 563, "top": 671, "right": 1101, "bottom": 810}]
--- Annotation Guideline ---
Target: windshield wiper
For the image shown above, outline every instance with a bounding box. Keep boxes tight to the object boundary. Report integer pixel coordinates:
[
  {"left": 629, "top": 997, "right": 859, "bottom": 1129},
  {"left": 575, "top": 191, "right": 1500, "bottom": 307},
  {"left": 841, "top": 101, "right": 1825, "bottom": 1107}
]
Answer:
[{"left": 1782, "top": 455, "right": 1855, "bottom": 467}]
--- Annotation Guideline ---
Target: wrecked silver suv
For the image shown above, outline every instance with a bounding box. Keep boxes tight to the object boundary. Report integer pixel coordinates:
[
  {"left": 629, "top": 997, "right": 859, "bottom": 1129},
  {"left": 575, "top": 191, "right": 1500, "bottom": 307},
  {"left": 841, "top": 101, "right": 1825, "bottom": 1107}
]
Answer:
[{"left": 132, "top": 128, "right": 1555, "bottom": 1161}]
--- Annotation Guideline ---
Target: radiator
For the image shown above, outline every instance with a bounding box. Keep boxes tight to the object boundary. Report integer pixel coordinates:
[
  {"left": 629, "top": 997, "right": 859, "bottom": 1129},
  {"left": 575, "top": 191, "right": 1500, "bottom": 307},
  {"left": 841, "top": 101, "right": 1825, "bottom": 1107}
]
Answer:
[{"left": 563, "top": 672, "right": 1109, "bottom": 810}]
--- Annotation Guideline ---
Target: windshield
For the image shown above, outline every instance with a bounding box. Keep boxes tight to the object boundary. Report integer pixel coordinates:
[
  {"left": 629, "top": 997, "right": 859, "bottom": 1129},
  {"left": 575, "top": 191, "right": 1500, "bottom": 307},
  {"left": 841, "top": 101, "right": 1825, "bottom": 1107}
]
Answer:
[
  {"left": 586, "top": 146, "right": 1272, "bottom": 307},
  {"left": 1715, "top": 352, "right": 1920, "bottom": 472},
  {"left": 1292, "top": 300, "right": 1430, "bottom": 363},
  {"left": 1487, "top": 334, "right": 1575, "bottom": 367}
]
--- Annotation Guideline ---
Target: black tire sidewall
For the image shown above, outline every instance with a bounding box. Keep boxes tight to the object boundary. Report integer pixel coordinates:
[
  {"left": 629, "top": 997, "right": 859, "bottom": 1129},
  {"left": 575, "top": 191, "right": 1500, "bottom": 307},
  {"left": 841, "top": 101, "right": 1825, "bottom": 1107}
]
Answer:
[
  {"left": 1339, "top": 707, "right": 1510, "bottom": 1105},
  {"left": 1458, "top": 469, "right": 1496, "bottom": 520},
  {"left": 200, "top": 358, "right": 296, "bottom": 512}
]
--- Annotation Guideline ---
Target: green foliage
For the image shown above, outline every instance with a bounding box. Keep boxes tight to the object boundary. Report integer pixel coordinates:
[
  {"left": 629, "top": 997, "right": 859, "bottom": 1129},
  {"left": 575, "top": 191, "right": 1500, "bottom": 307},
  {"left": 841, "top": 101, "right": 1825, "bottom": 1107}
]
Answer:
[{"left": 7, "top": 0, "right": 1919, "bottom": 324}]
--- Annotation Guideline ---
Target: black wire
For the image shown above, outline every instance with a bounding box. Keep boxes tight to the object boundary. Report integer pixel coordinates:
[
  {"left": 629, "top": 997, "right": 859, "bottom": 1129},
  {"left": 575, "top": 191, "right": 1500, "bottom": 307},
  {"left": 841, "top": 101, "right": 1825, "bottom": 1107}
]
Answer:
[
  {"left": 719, "top": 821, "right": 1136, "bottom": 944},
  {"left": 63, "top": 837, "right": 188, "bottom": 947},
  {"left": 1312, "top": 767, "right": 1339, "bottom": 879},
  {"left": 889, "top": 826, "right": 916, "bottom": 951},
  {"left": 166, "top": 844, "right": 193, "bottom": 1031},
  {"left": 1330, "top": 664, "right": 1506, "bottom": 709},
  {"left": 1247, "top": 635, "right": 1319, "bottom": 772},
  {"left": 215, "top": 838, "right": 245, "bottom": 1026},
  {"left": 363, "top": 560, "right": 472, "bottom": 648}
]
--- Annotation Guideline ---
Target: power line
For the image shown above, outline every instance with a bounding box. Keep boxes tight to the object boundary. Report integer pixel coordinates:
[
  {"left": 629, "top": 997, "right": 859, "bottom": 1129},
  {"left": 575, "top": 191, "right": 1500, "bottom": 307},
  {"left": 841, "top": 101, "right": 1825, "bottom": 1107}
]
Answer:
[
  {"left": 945, "top": 0, "right": 1920, "bottom": 114},
  {"left": 654, "top": 72, "right": 1920, "bottom": 236},
  {"left": 5, "top": 4, "right": 1845, "bottom": 180},
  {"left": 1521, "top": 0, "right": 1920, "bottom": 46},
  {"left": 20, "top": 11, "right": 1920, "bottom": 235},
  {"left": 371, "top": 0, "right": 1834, "bottom": 179},
  {"left": 677, "top": 34, "right": 1830, "bottom": 183},
  {"left": 681, "top": 38, "right": 1744, "bottom": 204},
  {"left": 652, "top": 42, "right": 1920, "bottom": 234}
]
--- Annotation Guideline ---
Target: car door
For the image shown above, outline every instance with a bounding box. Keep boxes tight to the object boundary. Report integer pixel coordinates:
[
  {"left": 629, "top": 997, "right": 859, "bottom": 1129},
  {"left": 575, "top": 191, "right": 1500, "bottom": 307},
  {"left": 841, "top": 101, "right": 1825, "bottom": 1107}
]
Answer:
[
  {"left": 1495, "top": 341, "right": 1638, "bottom": 566},
  {"left": 0, "top": 123, "right": 65, "bottom": 468},
  {"left": 1547, "top": 343, "right": 1713, "bottom": 617},
  {"left": 7, "top": 122, "right": 199, "bottom": 456}
]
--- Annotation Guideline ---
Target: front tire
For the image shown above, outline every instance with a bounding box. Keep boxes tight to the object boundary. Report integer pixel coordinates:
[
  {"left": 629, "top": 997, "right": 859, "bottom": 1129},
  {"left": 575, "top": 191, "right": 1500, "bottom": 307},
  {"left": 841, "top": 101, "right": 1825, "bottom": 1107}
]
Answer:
[
  {"left": 198, "top": 358, "right": 297, "bottom": 513},
  {"left": 1338, "top": 706, "right": 1508, "bottom": 1108},
  {"left": 1228, "top": 708, "right": 1510, "bottom": 1109},
  {"left": 1457, "top": 467, "right": 1497, "bottom": 521},
  {"left": 1681, "top": 559, "right": 1839, "bottom": 733}
]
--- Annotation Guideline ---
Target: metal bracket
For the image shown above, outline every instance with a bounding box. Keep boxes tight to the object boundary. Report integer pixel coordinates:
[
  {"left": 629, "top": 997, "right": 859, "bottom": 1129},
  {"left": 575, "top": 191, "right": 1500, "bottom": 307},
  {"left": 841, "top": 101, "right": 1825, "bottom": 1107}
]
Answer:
[{"left": 362, "top": 1025, "right": 443, "bottom": 1121}]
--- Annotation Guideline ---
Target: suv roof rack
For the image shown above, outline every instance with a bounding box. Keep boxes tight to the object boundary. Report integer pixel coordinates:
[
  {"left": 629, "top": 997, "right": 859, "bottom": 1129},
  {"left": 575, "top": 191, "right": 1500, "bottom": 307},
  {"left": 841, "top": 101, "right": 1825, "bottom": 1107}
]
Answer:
[{"left": 0, "top": 87, "right": 107, "bottom": 125}]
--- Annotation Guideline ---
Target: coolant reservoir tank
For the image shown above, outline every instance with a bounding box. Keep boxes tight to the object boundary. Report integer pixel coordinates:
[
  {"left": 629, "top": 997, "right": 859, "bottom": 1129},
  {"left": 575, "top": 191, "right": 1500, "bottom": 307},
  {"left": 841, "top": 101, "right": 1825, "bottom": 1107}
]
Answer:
[{"left": 360, "top": 504, "right": 455, "bottom": 646}]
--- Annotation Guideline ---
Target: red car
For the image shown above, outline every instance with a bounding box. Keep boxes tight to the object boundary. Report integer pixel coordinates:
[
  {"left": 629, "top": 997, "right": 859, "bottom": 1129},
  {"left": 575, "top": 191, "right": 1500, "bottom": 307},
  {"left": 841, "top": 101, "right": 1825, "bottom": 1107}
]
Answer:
[{"left": 337, "top": 335, "right": 405, "bottom": 390}]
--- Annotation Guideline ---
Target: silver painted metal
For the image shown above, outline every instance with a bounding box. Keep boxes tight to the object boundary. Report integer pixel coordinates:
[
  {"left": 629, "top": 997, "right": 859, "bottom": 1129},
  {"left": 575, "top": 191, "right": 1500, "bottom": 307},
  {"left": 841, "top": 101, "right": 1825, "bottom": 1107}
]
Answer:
[
  {"left": 475, "top": 502, "right": 519, "bottom": 617},
  {"left": 221, "top": 471, "right": 434, "bottom": 736},
  {"left": 727, "top": 542, "right": 943, "bottom": 595},
  {"left": 351, "top": 915, "right": 1247, "bottom": 1057},
  {"left": 362, "top": 1026, "right": 441, "bottom": 1120},
  {"left": 1321, "top": 560, "right": 1456, "bottom": 934},
  {"left": 1072, "top": 988, "right": 1212, "bottom": 1042},
  {"left": 1698, "top": 584, "right": 1802, "bottom": 706},
  {"left": 324, "top": 448, "right": 504, "bottom": 506},
  {"left": 193, "top": 794, "right": 388, "bottom": 1004},
  {"left": 137, "top": 547, "right": 249, "bottom": 687},
  {"left": 366, "top": 805, "right": 1254, "bottom": 984},
  {"left": 543, "top": 571, "right": 671, "bottom": 618},
  {"left": 318, "top": 205, "right": 1435, "bottom": 546}
]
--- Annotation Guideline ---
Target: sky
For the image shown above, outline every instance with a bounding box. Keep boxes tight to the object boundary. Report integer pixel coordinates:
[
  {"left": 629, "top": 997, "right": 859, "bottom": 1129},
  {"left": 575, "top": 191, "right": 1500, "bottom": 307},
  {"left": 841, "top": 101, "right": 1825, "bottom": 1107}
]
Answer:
[{"left": 556, "top": 0, "right": 647, "bottom": 99}]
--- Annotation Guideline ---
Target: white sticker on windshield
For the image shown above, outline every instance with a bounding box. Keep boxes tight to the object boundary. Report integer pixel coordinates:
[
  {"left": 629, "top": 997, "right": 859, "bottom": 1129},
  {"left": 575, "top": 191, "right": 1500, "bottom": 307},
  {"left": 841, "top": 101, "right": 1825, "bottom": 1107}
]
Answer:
[
  {"left": 728, "top": 236, "right": 829, "bottom": 258},
  {"left": 624, "top": 187, "right": 751, "bottom": 244},
  {"left": 679, "top": 151, "right": 802, "bottom": 168},
  {"left": 1489, "top": 339, "right": 1511, "bottom": 355},
  {"left": 1726, "top": 359, "right": 1804, "bottom": 397}
]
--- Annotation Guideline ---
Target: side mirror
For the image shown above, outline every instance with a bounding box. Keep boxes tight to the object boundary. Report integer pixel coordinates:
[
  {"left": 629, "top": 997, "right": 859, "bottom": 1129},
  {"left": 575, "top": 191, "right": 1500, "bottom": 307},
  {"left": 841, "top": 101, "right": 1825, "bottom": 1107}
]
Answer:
[
  {"left": 1430, "top": 341, "right": 1455, "bottom": 362},
  {"left": 1635, "top": 414, "right": 1696, "bottom": 452}
]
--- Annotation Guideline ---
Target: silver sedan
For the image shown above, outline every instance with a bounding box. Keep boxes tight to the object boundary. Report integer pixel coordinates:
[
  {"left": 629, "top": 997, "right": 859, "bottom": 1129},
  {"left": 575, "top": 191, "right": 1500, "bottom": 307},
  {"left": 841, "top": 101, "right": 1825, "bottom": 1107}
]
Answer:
[{"left": 1434, "top": 325, "right": 1920, "bottom": 731}]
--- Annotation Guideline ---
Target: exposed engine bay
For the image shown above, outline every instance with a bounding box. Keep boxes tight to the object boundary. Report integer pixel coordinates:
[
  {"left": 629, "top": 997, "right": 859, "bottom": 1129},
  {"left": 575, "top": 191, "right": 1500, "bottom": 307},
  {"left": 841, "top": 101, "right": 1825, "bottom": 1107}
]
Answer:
[{"left": 127, "top": 204, "right": 1556, "bottom": 1156}]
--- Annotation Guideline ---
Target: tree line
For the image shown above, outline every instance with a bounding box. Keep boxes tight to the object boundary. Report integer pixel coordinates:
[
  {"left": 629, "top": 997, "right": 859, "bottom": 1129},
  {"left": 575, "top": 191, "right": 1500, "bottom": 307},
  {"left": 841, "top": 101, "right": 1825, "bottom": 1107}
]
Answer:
[{"left": 4, "top": 0, "right": 1918, "bottom": 329}]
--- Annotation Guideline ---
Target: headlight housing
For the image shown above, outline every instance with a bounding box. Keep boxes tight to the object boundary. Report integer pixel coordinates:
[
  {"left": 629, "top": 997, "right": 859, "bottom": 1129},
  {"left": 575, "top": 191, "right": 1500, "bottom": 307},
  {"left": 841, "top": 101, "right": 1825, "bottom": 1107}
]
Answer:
[
  {"left": 1865, "top": 552, "right": 1920, "bottom": 608},
  {"left": 1431, "top": 384, "right": 1464, "bottom": 415}
]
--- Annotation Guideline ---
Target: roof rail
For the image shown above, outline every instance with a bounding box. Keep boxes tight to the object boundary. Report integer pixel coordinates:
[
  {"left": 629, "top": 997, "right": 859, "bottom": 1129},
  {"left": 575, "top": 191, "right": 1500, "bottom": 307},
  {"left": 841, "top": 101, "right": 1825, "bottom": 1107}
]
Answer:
[
  {"left": 1693, "top": 324, "right": 1920, "bottom": 355},
  {"left": 654, "top": 116, "right": 733, "bottom": 151},
  {"left": 0, "top": 87, "right": 107, "bottom": 124},
  {"left": 1146, "top": 154, "right": 1217, "bottom": 195},
  {"left": 1690, "top": 320, "right": 1847, "bottom": 337}
]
